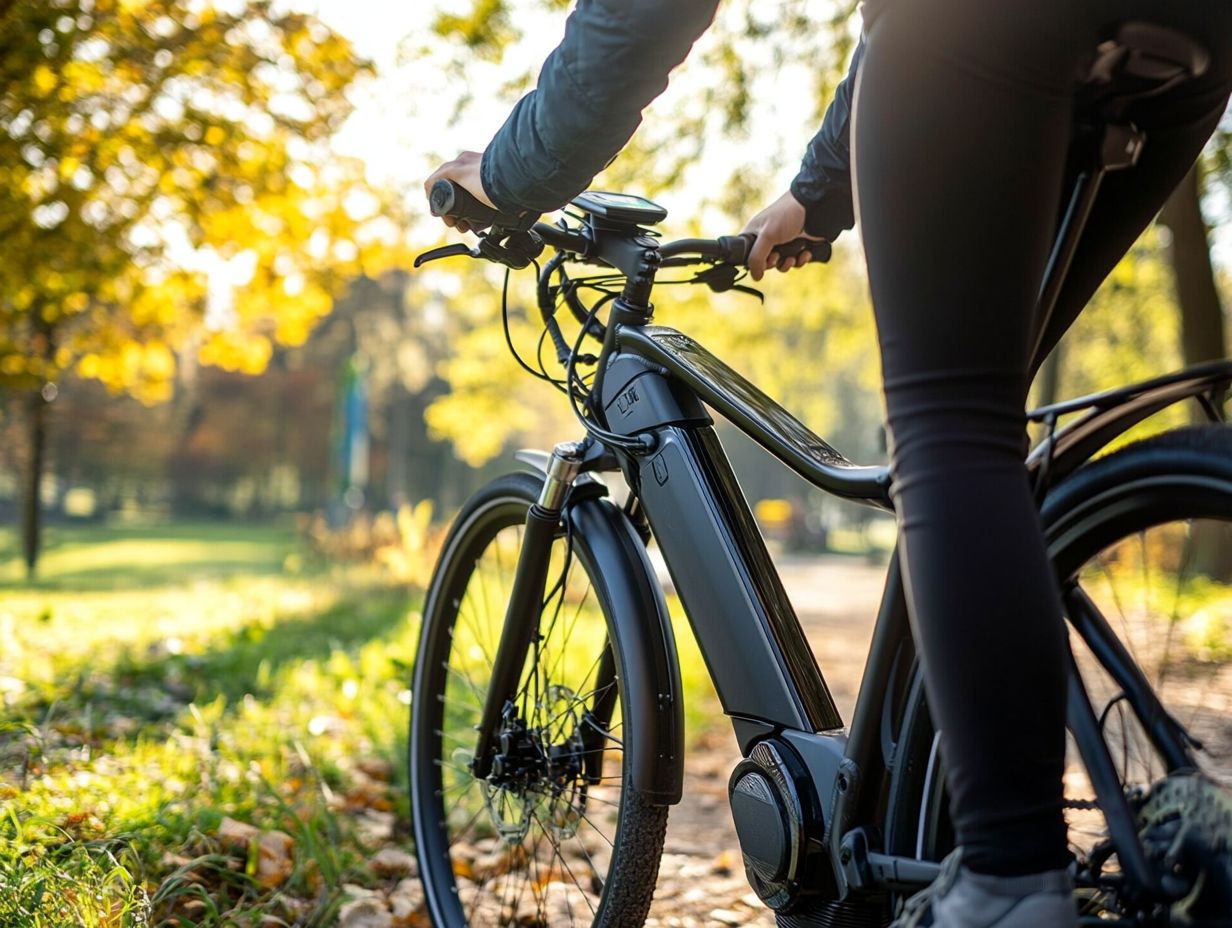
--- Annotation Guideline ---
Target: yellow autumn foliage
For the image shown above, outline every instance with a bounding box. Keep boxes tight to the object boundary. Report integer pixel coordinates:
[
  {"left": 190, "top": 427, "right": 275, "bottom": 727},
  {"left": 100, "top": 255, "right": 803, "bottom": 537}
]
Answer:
[{"left": 0, "top": 0, "right": 405, "bottom": 404}]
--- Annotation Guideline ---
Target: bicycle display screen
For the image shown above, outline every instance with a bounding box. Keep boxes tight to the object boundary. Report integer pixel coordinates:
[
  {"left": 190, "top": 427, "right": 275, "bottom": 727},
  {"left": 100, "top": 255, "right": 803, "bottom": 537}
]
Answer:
[{"left": 571, "top": 191, "right": 668, "bottom": 225}]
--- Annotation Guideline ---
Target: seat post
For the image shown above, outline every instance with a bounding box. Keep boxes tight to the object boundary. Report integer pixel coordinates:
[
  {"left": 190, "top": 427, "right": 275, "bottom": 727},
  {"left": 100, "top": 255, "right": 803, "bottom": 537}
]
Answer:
[
  {"left": 1031, "top": 18, "right": 1207, "bottom": 371},
  {"left": 1030, "top": 118, "right": 1146, "bottom": 370},
  {"left": 1030, "top": 166, "right": 1106, "bottom": 369}
]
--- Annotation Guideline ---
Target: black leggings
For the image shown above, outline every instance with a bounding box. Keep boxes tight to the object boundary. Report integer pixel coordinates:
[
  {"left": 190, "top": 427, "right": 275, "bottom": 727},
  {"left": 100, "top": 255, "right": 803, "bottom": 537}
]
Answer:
[{"left": 853, "top": 0, "right": 1232, "bottom": 876}]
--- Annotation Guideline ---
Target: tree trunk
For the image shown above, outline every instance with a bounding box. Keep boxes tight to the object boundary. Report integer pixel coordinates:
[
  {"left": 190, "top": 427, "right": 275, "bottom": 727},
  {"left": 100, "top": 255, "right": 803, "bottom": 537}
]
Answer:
[
  {"left": 1158, "top": 163, "right": 1232, "bottom": 581},
  {"left": 1037, "top": 342, "right": 1066, "bottom": 409},
  {"left": 22, "top": 388, "right": 47, "bottom": 580},
  {"left": 168, "top": 334, "right": 203, "bottom": 516},
  {"left": 1159, "top": 165, "right": 1228, "bottom": 382}
]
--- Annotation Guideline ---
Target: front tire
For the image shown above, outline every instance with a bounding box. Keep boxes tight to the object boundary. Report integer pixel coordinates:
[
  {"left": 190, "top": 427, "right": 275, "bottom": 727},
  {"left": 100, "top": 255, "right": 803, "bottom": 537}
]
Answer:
[{"left": 409, "top": 473, "right": 668, "bottom": 927}]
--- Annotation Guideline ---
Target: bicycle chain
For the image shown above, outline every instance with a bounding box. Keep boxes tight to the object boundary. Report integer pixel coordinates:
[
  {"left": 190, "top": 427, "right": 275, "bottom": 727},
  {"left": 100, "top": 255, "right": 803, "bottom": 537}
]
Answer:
[{"left": 1063, "top": 796, "right": 1102, "bottom": 811}]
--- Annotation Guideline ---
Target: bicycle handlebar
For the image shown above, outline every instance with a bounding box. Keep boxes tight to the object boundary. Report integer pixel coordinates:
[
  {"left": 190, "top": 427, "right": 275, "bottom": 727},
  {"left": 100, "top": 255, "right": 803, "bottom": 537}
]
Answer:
[
  {"left": 532, "top": 222, "right": 591, "bottom": 256},
  {"left": 659, "top": 234, "right": 830, "bottom": 266},
  {"left": 424, "top": 179, "right": 830, "bottom": 270}
]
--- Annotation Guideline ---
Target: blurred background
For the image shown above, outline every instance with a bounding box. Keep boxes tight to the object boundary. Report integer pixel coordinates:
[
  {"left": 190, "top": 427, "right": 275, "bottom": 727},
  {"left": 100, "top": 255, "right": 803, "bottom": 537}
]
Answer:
[
  {"left": 0, "top": 1, "right": 1228, "bottom": 925},
  {"left": 3, "top": 0, "right": 1229, "bottom": 579}
]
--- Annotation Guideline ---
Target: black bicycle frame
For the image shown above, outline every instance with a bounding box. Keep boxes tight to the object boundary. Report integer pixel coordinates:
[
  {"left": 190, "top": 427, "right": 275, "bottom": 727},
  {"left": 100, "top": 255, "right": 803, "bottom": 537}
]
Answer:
[
  {"left": 598, "top": 324, "right": 893, "bottom": 737},
  {"left": 472, "top": 291, "right": 1232, "bottom": 904},
  {"left": 591, "top": 318, "right": 1227, "bottom": 902}
]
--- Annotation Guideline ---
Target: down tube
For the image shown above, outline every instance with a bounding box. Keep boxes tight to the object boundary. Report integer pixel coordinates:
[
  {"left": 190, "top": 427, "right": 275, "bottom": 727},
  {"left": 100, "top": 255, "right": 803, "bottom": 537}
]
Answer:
[{"left": 634, "top": 423, "right": 844, "bottom": 734}]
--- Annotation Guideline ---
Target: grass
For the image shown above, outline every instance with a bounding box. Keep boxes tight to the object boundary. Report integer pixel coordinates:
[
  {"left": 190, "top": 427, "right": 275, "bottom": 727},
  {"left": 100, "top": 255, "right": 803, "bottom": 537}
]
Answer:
[
  {"left": 0, "top": 521, "right": 724, "bottom": 926},
  {"left": 0, "top": 522, "right": 301, "bottom": 589},
  {"left": 0, "top": 522, "right": 423, "bottom": 926}
]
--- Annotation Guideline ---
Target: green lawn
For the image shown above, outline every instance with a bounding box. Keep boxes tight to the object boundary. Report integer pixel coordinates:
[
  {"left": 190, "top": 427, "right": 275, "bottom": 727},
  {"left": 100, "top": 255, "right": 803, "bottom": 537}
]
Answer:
[
  {"left": 0, "top": 522, "right": 301, "bottom": 589},
  {"left": 0, "top": 521, "right": 723, "bottom": 927},
  {"left": 0, "top": 522, "right": 422, "bottom": 926}
]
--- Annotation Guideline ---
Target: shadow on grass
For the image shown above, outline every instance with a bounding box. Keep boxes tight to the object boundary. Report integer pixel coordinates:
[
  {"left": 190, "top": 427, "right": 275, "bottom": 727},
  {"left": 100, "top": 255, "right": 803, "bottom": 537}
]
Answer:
[{"left": 7, "top": 558, "right": 304, "bottom": 592}]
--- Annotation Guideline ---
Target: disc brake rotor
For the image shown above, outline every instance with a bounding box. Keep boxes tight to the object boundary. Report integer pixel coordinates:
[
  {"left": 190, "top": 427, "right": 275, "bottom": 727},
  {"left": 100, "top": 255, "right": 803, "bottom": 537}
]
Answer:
[{"left": 477, "top": 685, "right": 595, "bottom": 846}]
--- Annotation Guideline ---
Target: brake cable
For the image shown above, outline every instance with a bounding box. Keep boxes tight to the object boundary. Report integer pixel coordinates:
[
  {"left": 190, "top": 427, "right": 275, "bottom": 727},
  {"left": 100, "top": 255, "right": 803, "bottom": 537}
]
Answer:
[{"left": 501, "top": 261, "right": 570, "bottom": 392}]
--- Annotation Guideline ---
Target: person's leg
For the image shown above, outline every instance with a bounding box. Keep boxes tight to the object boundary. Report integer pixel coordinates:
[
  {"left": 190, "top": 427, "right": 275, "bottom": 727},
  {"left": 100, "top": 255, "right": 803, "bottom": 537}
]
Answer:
[
  {"left": 853, "top": 1, "right": 1082, "bottom": 878},
  {"left": 856, "top": 0, "right": 1232, "bottom": 888}
]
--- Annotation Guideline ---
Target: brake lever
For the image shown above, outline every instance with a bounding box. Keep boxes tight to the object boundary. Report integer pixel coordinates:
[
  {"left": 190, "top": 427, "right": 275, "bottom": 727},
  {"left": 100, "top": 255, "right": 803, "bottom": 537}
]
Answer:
[
  {"left": 413, "top": 242, "right": 477, "bottom": 268},
  {"left": 478, "top": 230, "right": 545, "bottom": 270},
  {"left": 691, "top": 263, "right": 764, "bottom": 303},
  {"left": 414, "top": 228, "right": 546, "bottom": 271}
]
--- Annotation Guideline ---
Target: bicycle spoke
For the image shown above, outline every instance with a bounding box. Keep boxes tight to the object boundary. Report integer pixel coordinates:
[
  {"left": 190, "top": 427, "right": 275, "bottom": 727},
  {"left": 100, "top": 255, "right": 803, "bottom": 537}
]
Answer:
[
  {"left": 1157, "top": 520, "right": 1194, "bottom": 689},
  {"left": 532, "top": 809, "right": 597, "bottom": 919},
  {"left": 443, "top": 660, "right": 486, "bottom": 708}
]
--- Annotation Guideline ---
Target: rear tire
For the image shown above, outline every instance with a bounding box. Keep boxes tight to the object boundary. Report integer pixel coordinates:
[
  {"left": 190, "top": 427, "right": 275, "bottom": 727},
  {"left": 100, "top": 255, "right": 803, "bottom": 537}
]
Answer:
[
  {"left": 409, "top": 472, "right": 668, "bottom": 927},
  {"left": 885, "top": 426, "right": 1232, "bottom": 923}
]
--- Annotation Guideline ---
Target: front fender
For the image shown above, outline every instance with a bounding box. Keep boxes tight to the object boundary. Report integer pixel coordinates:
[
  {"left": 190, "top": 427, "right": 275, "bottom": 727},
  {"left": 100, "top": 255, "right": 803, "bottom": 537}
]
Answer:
[
  {"left": 517, "top": 448, "right": 683, "bottom": 804},
  {"left": 568, "top": 496, "right": 684, "bottom": 804}
]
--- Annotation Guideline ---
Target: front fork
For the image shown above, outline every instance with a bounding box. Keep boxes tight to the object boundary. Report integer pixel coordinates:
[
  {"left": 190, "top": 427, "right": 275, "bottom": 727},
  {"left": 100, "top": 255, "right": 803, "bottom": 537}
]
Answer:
[{"left": 471, "top": 441, "right": 586, "bottom": 780}]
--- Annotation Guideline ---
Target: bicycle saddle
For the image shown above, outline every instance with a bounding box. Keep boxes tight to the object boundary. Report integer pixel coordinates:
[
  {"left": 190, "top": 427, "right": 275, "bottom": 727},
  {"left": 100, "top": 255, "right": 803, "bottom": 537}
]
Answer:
[{"left": 1086, "top": 21, "right": 1209, "bottom": 91}]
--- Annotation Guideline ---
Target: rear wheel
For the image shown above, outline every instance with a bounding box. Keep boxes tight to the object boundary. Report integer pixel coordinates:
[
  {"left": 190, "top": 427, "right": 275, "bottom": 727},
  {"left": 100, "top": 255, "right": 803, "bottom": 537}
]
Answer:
[
  {"left": 409, "top": 473, "right": 668, "bottom": 927},
  {"left": 886, "top": 426, "right": 1232, "bottom": 923}
]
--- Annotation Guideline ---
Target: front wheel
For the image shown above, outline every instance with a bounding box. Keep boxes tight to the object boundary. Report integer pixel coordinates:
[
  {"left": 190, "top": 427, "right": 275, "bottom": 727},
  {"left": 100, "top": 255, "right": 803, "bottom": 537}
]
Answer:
[
  {"left": 409, "top": 472, "right": 668, "bottom": 927},
  {"left": 885, "top": 425, "right": 1232, "bottom": 924}
]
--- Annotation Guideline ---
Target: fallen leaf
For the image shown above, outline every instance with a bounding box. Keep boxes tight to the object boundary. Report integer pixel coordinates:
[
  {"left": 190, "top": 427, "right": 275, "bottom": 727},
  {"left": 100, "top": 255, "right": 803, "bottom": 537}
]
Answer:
[
  {"left": 370, "top": 847, "right": 418, "bottom": 877},
  {"left": 355, "top": 809, "right": 395, "bottom": 847},
  {"left": 255, "top": 829, "right": 295, "bottom": 888},
  {"left": 357, "top": 757, "right": 393, "bottom": 782},
  {"left": 217, "top": 816, "right": 259, "bottom": 850},
  {"left": 388, "top": 878, "right": 425, "bottom": 925},
  {"left": 216, "top": 817, "right": 295, "bottom": 888},
  {"left": 338, "top": 897, "right": 394, "bottom": 928}
]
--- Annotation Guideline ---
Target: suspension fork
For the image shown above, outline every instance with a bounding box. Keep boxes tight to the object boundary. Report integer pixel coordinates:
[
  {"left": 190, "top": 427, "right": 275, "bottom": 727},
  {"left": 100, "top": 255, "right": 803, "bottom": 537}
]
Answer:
[{"left": 471, "top": 441, "right": 586, "bottom": 780}]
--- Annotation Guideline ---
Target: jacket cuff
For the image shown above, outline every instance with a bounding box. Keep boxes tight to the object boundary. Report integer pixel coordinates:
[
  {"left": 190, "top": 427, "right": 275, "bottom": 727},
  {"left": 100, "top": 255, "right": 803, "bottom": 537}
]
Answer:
[
  {"left": 789, "top": 176, "right": 854, "bottom": 243},
  {"left": 480, "top": 145, "right": 523, "bottom": 216}
]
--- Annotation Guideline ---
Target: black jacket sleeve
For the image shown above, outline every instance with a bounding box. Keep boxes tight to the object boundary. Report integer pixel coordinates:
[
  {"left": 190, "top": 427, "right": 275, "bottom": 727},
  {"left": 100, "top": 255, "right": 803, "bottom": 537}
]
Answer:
[
  {"left": 480, "top": 0, "right": 720, "bottom": 214},
  {"left": 789, "top": 36, "right": 864, "bottom": 242}
]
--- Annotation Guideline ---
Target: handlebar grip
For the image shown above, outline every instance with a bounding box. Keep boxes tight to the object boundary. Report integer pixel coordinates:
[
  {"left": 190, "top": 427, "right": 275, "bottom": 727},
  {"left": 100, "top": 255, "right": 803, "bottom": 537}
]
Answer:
[
  {"left": 429, "top": 179, "right": 532, "bottom": 230},
  {"left": 775, "top": 237, "right": 831, "bottom": 263},
  {"left": 715, "top": 233, "right": 756, "bottom": 264},
  {"left": 714, "top": 233, "right": 831, "bottom": 267}
]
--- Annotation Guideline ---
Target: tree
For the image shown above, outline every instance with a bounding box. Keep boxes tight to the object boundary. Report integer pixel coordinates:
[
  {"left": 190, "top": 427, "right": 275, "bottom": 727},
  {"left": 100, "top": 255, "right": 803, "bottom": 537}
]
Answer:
[
  {"left": 1159, "top": 164, "right": 1228, "bottom": 394},
  {"left": 1158, "top": 162, "right": 1232, "bottom": 580},
  {"left": 0, "top": 0, "right": 397, "bottom": 575},
  {"left": 413, "top": 0, "right": 871, "bottom": 466}
]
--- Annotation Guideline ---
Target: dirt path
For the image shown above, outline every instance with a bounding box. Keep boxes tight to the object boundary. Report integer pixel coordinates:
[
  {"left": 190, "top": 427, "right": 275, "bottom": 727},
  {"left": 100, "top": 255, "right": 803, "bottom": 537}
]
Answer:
[{"left": 646, "top": 553, "right": 889, "bottom": 928}]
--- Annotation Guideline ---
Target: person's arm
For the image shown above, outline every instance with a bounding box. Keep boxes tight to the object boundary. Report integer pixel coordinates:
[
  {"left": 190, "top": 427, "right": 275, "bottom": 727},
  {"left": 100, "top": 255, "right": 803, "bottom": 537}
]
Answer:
[
  {"left": 789, "top": 35, "right": 864, "bottom": 241},
  {"left": 741, "top": 36, "right": 863, "bottom": 279},
  {"left": 478, "top": 0, "right": 720, "bottom": 214}
]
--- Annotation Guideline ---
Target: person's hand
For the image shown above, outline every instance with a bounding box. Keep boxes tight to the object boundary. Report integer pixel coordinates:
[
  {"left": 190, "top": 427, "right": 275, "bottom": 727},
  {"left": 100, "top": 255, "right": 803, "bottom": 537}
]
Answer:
[
  {"left": 741, "top": 191, "right": 825, "bottom": 281},
  {"left": 424, "top": 151, "right": 495, "bottom": 234}
]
